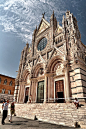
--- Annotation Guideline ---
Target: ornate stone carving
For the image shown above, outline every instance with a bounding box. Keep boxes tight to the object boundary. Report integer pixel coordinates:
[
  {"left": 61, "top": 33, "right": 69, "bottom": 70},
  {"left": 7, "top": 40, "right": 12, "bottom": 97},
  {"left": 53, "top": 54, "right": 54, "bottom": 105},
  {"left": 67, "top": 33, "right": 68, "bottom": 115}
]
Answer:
[
  {"left": 27, "top": 75, "right": 30, "bottom": 84},
  {"left": 56, "top": 64, "right": 64, "bottom": 76}
]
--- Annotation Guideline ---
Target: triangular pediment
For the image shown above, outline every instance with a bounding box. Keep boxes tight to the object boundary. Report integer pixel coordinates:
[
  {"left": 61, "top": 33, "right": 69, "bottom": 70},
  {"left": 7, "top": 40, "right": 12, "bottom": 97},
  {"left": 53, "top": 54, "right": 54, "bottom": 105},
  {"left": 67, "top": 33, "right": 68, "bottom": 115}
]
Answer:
[
  {"left": 49, "top": 47, "right": 64, "bottom": 60},
  {"left": 37, "top": 18, "right": 50, "bottom": 36},
  {"left": 35, "top": 55, "right": 45, "bottom": 66},
  {"left": 55, "top": 25, "right": 62, "bottom": 35},
  {"left": 37, "top": 56, "right": 44, "bottom": 64}
]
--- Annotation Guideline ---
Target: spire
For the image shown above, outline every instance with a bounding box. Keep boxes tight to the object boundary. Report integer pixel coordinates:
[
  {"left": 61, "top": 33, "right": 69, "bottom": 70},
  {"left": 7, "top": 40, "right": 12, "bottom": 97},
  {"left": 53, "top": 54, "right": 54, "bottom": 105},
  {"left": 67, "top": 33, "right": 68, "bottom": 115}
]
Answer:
[
  {"left": 26, "top": 42, "right": 29, "bottom": 48},
  {"left": 50, "top": 10, "right": 55, "bottom": 26},
  {"left": 26, "top": 42, "right": 28, "bottom": 45},
  {"left": 36, "top": 26, "right": 37, "bottom": 30},
  {"left": 53, "top": 10, "right": 54, "bottom": 15},
  {"left": 58, "top": 22, "right": 59, "bottom": 27},
  {"left": 63, "top": 15, "right": 64, "bottom": 20},
  {"left": 52, "top": 10, "right": 54, "bottom": 18}
]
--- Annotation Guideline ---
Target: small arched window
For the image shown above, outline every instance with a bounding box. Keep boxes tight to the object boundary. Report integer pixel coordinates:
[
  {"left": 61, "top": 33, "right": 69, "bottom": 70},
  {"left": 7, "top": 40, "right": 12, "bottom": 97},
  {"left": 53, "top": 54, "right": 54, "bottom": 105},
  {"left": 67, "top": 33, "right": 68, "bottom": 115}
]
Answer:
[
  {"left": 0, "top": 78, "right": 1, "bottom": 83},
  {"left": 8, "top": 90, "right": 11, "bottom": 94},
  {"left": 4, "top": 79, "right": 7, "bottom": 85},
  {"left": 2, "top": 89, "right": 5, "bottom": 94},
  {"left": 9, "top": 81, "right": 13, "bottom": 86}
]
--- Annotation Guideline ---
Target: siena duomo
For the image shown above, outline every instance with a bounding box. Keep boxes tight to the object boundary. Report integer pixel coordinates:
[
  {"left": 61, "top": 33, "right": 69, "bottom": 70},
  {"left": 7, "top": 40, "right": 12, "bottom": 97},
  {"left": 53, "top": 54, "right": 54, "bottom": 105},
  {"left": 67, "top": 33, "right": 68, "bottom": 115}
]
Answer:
[{"left": 14, "top": 11, "right": 86, "bottom": 104}]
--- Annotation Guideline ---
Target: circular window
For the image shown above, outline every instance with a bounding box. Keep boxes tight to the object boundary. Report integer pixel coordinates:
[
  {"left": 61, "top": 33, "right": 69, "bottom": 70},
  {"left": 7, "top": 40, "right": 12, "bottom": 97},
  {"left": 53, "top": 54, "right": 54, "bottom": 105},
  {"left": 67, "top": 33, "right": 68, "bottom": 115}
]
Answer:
[{"left": 37, "top": 37, "right": 47, "bottom": 51}]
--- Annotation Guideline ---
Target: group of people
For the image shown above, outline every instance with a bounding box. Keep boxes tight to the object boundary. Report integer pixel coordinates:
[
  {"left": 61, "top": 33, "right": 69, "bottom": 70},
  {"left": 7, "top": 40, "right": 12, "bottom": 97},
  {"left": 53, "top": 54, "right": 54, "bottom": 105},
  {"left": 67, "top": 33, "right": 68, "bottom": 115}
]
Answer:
[
  {"left": 1, "top": 99, "right": 16, "bottom": 125},
  {"left": 1, "top": 97, "right": 79, "bottom": 125}
]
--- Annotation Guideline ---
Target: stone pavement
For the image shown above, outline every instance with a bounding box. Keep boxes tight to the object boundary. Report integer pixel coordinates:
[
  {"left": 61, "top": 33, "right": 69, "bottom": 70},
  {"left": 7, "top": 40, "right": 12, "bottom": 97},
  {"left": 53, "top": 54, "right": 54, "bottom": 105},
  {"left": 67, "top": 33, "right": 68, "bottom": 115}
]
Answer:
[{"left": 0, "top": 113, "right": 77, "bottom": 129}]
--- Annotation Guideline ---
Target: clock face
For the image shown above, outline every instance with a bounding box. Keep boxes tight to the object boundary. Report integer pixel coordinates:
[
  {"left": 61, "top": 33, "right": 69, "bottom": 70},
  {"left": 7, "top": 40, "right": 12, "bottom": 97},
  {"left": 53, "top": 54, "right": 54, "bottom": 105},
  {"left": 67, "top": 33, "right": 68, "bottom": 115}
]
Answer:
[{"left": 37, "top": 37, "right": 47, "bottom": 51}]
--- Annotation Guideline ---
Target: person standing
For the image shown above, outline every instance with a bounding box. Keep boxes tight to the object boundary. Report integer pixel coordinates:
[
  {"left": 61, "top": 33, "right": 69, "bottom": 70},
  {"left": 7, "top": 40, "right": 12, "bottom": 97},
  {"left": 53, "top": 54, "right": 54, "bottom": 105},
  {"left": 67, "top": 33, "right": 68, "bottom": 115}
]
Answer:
[
  {"left": 9, "top": 100, "right": 15, "bottom": 122},
  {"left": 2, "top": 99, "right": 9, "bottom": 125}
]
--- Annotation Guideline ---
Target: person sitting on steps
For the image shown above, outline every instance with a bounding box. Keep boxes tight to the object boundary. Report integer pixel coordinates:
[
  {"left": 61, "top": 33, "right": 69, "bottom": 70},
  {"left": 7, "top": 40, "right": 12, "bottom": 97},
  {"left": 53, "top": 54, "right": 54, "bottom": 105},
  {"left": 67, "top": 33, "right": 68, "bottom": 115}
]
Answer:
[{"left": 74, "top": 98, "right": 79, "bottom": 109}]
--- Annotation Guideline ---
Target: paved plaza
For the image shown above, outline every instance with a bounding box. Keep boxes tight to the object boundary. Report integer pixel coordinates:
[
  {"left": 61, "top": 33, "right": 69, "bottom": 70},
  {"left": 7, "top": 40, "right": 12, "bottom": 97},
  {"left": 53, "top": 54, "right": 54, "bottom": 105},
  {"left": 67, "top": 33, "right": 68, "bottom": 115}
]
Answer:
[{"left": 0, "top": 113, "right": 77, "bottom": 129}]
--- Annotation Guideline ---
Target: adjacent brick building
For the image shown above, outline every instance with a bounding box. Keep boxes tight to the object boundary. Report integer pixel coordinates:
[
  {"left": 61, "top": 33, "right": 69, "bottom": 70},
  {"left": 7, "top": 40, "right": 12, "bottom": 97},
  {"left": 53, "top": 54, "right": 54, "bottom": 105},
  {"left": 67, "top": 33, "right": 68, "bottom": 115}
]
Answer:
[
  {"left": 0, "top": 74, "right": 15, "bottom": 101},
  {"left": 14, "top": 11, "right": 86, "bottom": 103}
]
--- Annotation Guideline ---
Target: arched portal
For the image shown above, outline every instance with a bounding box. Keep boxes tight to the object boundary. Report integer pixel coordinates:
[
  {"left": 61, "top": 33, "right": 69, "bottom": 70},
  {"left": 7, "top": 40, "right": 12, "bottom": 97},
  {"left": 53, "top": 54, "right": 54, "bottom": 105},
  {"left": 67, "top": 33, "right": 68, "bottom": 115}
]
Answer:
[
  {"left": 47, "top": 55, "right": 65, "bottom": 103},
  {"left": 22, "top": 69, "right": 30, "bottom": 103},
  {"left": 33, "top": 63, "right": 45, "bottom": 103},
  {"left": 37, "top": 80, "right": 44, "bottom": 103}
]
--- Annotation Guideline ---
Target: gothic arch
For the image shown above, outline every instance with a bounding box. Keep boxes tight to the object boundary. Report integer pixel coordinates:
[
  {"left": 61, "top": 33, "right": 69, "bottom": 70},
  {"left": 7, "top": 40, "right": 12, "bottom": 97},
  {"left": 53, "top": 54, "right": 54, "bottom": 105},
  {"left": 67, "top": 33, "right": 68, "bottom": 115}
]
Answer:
[
  {"left": 47, "top": 55, "right": 63, "bottom": 72},
  {"left": 22, "top": 69, "right": 30, "bottom": 82},
  {"left": 33, "top": 63, "right": 44, "bottom": 77}
]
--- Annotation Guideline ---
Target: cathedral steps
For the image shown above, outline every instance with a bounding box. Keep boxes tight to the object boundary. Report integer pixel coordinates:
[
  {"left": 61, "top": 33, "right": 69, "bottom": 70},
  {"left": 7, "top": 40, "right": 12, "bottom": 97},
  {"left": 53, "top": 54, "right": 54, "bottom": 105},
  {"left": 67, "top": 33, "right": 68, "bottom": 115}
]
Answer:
[
  {"left": 0, "top": 103, "right": 86, "bottom": 128},
  {"left": 14, "top": 103, "right": 86, "bottom": 128}
]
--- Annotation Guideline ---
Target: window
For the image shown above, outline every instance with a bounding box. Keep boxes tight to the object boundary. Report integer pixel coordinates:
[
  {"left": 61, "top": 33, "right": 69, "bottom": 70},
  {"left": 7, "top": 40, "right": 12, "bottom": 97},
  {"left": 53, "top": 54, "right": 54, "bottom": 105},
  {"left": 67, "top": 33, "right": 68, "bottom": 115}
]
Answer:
[
  {"left": 55, "top": 39, "right": 59, "bottom": 44},
  {"left": 8, "top": 90, "right": 11, "bottom": 94},
  {"left": 2, "top": 89, "right": 5, "bottom": 94},
  {"left": 4, "top": 79, "right": 7, "bottom": 85},
  {"left": 9, "top": 81, "right": 13, "bottom": 86},
  {"left": 37, "top": 37, "right": 47, "bottom": 51},
  {"left": 0, "top": 78, "right": 1, "bottom": 83}
]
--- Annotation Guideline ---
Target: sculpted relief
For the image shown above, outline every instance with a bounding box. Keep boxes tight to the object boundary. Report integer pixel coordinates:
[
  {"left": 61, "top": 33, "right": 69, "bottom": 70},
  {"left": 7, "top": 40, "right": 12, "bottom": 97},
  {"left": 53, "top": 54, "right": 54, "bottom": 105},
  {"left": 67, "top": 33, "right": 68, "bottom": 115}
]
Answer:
[
  {"left": 27, "top": 75, "right": 30, "bottom": 84},
  {"left": 38, "top": 68, "right": 44, "bottom": 77},
  {"left": 56, "top": 64, "right": 64, "bottom": 76}
]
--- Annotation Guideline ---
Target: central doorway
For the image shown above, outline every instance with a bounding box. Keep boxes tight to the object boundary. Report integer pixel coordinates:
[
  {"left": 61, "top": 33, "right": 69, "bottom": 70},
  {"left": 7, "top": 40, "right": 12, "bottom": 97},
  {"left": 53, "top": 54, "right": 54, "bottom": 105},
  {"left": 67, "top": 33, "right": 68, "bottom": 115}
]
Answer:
[
  {"left": 24, "top": 87, "right": 29, "bottom": 103},
  {"left": 37, "top": 81, "right": 44, "bottom": 103},
  {"left": 55, "top": 80, "right": 64, "bottom": 103}
]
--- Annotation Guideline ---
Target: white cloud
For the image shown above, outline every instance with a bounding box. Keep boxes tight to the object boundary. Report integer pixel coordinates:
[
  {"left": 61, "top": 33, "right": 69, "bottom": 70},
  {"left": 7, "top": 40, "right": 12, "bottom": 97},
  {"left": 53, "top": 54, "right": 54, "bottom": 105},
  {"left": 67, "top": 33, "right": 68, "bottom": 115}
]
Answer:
[{"left": 0, "top": 0, "right": 66, "bottom": 43}]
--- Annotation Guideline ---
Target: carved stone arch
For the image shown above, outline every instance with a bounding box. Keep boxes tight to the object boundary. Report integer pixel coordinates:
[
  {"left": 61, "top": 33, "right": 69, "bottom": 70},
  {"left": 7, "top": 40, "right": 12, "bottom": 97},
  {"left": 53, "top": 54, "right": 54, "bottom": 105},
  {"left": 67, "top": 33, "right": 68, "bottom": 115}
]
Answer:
[
  {"left": 22, "top": 69, "right": 30, "bottom": 82},
  {"left": 47, "top": 55, "right": 64, "bottom": 72},
  {"left": 33, "top": 63, "right": 44, "bottom": 78}
]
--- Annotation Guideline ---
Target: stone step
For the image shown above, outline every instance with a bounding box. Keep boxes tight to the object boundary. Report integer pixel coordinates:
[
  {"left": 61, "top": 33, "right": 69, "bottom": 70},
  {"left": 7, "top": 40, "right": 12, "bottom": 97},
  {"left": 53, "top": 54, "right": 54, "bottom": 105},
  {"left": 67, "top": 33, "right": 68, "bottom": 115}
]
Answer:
[{"left": 1, "top": 103, "right": 86, "bottom": 128}]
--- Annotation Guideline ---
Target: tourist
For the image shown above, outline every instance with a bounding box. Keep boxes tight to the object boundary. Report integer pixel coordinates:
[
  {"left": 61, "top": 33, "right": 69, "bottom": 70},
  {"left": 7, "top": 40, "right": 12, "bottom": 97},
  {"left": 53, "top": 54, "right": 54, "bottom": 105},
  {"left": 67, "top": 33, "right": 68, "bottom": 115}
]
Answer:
[
  {"left": 74, "top": 98, "right": 79, "bottom": 109},
  {"left": 9, "top": 100, "right": 15, "bottom": 123},
  {"left": 2, "top": 99, "right": 9, "bottom": 125}
]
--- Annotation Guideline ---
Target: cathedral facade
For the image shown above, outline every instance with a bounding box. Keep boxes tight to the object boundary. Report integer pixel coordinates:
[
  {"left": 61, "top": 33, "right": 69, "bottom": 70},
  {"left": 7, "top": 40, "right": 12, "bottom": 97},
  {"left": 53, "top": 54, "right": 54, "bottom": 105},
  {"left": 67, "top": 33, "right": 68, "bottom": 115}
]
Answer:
[{"left": 14, "top": 11, "right": 86, "bottom": 103}]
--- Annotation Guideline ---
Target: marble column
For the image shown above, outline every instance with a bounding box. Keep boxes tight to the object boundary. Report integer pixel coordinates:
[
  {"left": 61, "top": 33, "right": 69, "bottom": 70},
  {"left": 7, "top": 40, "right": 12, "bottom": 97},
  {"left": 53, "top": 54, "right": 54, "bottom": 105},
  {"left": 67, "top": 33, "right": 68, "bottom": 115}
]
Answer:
[
  {"left": 17, "top": 85, "right": 20, "bottom": 103},
  {"left": 35, "top": 82, "right": 37, "bottom": 102},
  {"left": 32, "top": 81, "right": 33, "bottom": 102},
  {"left": 65, "top": 67, "right": 70, "bottom": 102},
  {"left": 44, "top": 75, "right": 47, "bottom": 103},
  {"left": 52, "top": 77, "right": 54, "bottom": 100},
  {"left": 48, "top": 77, "right": 50, "bottom": 102},
  {"left": 33, "top": 81, "right": 36, "bottom": 103}
]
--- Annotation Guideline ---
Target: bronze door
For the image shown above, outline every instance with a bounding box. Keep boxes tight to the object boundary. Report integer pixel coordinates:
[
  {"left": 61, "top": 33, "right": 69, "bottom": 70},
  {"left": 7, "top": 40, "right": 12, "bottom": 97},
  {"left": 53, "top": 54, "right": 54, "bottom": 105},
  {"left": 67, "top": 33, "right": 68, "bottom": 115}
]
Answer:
[
  {"left": 55, "top": 80, "right": 64, "bottom": 103},
  {"left": 37, "top": 81, "right": 44, "bottom": 103}
]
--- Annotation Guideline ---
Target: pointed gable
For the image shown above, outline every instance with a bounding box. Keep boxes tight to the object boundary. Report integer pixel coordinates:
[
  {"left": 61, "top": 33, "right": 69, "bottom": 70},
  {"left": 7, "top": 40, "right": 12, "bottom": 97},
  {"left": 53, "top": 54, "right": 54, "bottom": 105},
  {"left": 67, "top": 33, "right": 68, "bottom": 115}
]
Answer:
[
  {"left": 37, "top": 18, "right": 50, "bottom": 36},
  {"left": 55, "top": 23, "right": 62, "bottom": 35}
]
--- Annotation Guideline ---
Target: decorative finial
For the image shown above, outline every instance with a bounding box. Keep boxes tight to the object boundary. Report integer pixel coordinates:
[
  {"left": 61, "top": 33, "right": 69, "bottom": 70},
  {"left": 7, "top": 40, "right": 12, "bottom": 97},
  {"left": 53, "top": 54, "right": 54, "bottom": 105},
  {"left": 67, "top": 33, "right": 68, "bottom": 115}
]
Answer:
[
  {"left": 26, "top": 42, "right": 28, "bottom": 45},
  {"left": 58, "top": 22, "right": 59, "bottom": 26},
  {"left": 63, "top": 15, "right": 64, "bottom": 20},
  {"left": 42, "top": 12, "right": 45, "bottom": 18}
]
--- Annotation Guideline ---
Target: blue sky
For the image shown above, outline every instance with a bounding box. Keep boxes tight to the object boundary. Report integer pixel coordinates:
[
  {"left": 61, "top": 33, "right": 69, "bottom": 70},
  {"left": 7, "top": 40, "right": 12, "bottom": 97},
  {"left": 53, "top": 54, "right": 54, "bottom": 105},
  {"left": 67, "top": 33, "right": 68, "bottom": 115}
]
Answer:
[{"left": 0, "top": 0, "right": 86, "bottom": 78}]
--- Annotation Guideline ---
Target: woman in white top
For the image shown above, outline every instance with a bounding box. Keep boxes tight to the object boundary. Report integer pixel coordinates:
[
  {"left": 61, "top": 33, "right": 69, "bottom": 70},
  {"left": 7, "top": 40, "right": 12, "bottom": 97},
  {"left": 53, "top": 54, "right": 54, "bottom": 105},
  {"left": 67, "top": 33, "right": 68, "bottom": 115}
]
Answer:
[{"left": 2, "top": 99, "right": 9, "bottom": 125}]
